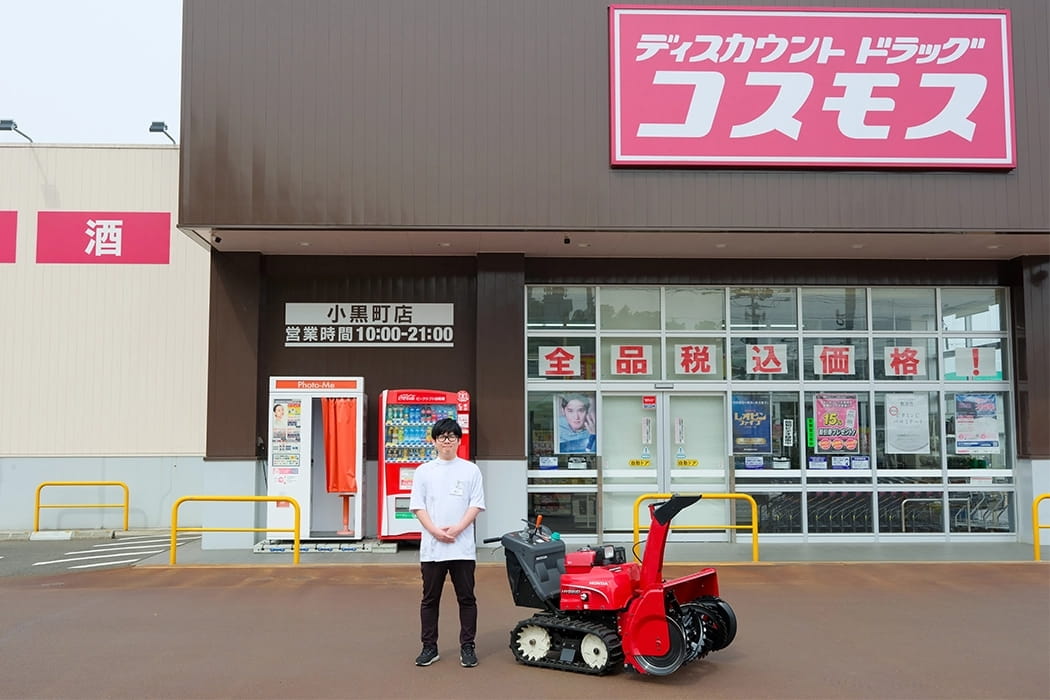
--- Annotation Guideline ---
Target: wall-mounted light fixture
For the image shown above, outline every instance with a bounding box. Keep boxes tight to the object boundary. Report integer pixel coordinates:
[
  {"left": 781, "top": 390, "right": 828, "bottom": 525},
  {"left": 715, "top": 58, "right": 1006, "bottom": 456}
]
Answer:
[
  {"left": 148, "top": 121, "right": 176, "bottom": 145},
  {"left": 0, "top": 119, "right": 33, "bottom": 143}
]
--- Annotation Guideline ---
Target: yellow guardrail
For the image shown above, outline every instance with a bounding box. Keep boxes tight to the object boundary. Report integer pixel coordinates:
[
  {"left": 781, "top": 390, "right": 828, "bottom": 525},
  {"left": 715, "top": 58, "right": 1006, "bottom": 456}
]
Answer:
[
  {"left": 1033, "top": 493, "right": 1050, "bottom": 562},
  {"left": 34, "top": 481, "right": 130, "bottom": 532},
  {"left": 633, "top": 492, "right": 760, "bottom": 562},
  {"left": 170, "top": 496, "right": 302, "bottom": 565}
]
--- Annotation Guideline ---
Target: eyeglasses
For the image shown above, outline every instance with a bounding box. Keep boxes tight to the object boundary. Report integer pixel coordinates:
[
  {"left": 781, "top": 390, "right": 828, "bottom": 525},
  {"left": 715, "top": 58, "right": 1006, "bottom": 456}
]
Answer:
[{"left": 435, "top": 434, "right": 460, "bottom": 443}]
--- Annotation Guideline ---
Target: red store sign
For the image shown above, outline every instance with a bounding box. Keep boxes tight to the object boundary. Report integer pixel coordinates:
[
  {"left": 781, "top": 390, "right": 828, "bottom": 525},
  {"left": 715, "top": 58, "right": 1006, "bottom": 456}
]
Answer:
[
  {"left": 0, "top": 211, "right": 15, "bottom": 263},
  {"left": 610, "top": 6, "right": 1015, "bottom": 168},
  {"left": 36, "top": 211, "right": 171, "bottom": 264}
]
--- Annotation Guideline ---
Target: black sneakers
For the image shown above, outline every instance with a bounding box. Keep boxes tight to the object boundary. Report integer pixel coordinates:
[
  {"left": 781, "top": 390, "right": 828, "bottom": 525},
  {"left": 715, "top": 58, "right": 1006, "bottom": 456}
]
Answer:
[
  {"left": 460, "top": 643, "right": 478, "bottom": 668},
  {"left": 415, "top": 646, "right": 440, "bottom": 666}
]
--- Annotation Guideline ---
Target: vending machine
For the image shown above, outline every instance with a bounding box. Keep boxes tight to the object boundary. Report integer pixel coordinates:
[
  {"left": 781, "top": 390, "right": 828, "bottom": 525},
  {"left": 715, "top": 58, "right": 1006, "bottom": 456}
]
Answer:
[
  {"left": 266, "top": 376, "right": 366, "bottom": 540},
  {"left": 377, "top": 388, "right": 470, "bottom": 541}
]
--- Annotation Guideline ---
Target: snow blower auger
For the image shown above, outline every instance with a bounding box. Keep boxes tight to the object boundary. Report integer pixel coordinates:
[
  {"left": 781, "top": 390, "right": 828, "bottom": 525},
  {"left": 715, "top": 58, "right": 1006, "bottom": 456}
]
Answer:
[{"left": 483, "top": 494, "right": 736, "bottom": 676}]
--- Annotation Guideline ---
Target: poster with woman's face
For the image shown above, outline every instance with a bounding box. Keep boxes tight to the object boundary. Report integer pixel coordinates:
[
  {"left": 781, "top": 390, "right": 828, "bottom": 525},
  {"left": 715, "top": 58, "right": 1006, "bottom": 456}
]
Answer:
[{"left": 555, "top": 392, "right": 597, "bottom": 454}]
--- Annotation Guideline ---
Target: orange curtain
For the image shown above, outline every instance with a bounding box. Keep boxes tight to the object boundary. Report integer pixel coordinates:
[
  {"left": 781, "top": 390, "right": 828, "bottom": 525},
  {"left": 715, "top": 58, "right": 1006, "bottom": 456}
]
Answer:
[{"left": 322, "top": 397, "right": 358, "bottom": 493}]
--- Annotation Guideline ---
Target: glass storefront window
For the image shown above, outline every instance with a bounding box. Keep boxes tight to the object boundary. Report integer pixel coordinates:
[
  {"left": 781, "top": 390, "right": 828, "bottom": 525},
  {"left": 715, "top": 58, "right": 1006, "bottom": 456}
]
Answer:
[
  {"left": 524, "top": 284, "right": 1015, "bottom": 540},
  {"left": 808, "top": 492, "right": 874, "bottom": 534},
  {"left": 527, "top": 337, "right": 597, "bottom": 380},
  {"left": 871, "top": 288, "right": 936, "bottom": 331},
  {"left": 600, "top": 337, "right": 662, "bottom": 381},
  {"left": 872, "top": 337, "right": 939, "bottom": 380},
  {"left": 804, "top": 391, "right": 870, "bottom": 471},
  {"left": 945, "top": 392, "right": 1010, "bottom": 469},
  {"left": 948, "top": 491, "right": 1014, "bottom": 533},
  {"left": 731, "top": 391, "right": 801, "bottom": 471},
  {"left": 600, "top": 286, "right": 660, "bottom": 330},
  {"left": 730, "top": 337, "right": 799, "bottom": 380},
  {"left": 880, "top": 490, "right": 945, "bottom": 533},
  {"left": 666, "top": 337, "right": 725, "bottom": 380},
  {"left": 666, "top": 287, "right": 725, "bottom": 330},
  {"left": 942, "top": 338, "right": 1008, "bottom": 381},
  {"left": 802, "top": 337, "right": 871, "bottom": 381},
  {"left": 942, "top": 288, "right": 1007, "bottom": 332},
  {"left": 527, "top": 286, "right": 595, "bottom": 329},
  {"left": 874, "top": 391, "right": 942, "bottom": 470},
  {"left": 730, "top": 287, "right": 797, "bottom": 330},
  {"left": 801, "top": 287, "right": 868, "bottom": 331},
  {"left": 527, "top": 391, "right": 599, "bottom": 467},
  {"left": 527, "top": 492, "right": 597, "bottom": 535},
  {"left": 745, "top": 491, "right": 803, "bottom": 533}
]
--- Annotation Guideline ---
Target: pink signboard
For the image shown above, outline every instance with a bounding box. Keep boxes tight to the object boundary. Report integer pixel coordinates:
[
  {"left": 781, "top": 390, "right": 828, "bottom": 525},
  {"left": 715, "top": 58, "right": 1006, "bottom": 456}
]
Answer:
[
  {"left": 36, "top": 211, "right": 171, "bottom": 264},
  {"left": 0, "top": 211, "right": 15, "bottom": 263},
  {"left": 610, "top": 6, "right": 1015, "bottom": 168}
]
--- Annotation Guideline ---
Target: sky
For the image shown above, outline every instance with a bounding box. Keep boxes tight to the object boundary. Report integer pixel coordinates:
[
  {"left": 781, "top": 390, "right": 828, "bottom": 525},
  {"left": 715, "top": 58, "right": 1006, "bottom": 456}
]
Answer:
[{"left": 0, "top": 0, "right": 183, "bottom": 145}]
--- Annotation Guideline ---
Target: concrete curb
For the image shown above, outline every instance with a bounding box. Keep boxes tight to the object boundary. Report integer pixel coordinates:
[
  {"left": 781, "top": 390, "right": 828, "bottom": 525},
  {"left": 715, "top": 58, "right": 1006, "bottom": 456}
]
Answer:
[{"left": 0, "top": 528, "right": 170, "bottom": 541}]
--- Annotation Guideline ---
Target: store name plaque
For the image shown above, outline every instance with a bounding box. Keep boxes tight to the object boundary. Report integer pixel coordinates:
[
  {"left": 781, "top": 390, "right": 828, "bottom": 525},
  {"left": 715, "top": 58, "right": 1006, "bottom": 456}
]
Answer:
[{"left": 284, "top": 303, "right": 454, "bottom": 347}]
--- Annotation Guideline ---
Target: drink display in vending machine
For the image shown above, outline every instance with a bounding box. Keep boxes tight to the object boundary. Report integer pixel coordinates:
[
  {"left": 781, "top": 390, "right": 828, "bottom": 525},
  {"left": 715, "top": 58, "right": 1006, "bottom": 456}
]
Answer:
[{"left": 377, "top": 388, "right": 470, "bottom": 540}]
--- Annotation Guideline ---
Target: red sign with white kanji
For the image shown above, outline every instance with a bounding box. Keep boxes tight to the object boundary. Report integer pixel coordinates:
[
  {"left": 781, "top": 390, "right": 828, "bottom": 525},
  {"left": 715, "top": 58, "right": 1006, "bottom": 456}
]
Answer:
[
  {"left": 0, "top": 211, "right": 15, "bottom": 263},
  {"left": 36, "top": 211, "right": 171, "bottom": 264},
  {"left": 610, "top": 6, "right": 1015, "bottom": 167}
]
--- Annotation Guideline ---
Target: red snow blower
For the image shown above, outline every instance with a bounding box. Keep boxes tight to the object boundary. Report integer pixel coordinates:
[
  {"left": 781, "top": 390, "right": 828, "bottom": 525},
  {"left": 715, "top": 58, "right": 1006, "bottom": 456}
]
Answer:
[{"left": 484, "top": 493, "right": 736, "bottom": 675}]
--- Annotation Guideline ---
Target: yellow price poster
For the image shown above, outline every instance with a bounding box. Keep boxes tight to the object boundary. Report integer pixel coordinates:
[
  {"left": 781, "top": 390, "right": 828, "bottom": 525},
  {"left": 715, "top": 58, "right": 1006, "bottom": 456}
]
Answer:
[
  {"left": 628, "top": 459, "right": 651, "bottom": 467},
  {"left": 676, "top": 459, "right": 699, "bottom": 467}
]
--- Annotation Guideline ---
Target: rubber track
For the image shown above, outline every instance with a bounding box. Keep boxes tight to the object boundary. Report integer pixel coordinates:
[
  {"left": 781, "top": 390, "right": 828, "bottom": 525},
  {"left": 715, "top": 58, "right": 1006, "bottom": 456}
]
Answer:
[{"left": 510, "top": 613, "right": 625, "bottom": 675}]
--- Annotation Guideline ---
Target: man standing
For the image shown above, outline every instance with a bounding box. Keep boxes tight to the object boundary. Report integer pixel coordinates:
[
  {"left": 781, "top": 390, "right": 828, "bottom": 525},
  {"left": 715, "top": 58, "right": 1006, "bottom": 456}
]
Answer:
[{"left": 409, "top": 417, "right": 485, "bottom": 668}]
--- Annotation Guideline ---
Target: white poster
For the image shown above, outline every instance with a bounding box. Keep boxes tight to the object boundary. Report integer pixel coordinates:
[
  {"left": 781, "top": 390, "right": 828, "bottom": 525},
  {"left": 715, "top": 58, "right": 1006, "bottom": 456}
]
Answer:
[{"left": 885, "top": 393, "right": 930, "bottom": 454}]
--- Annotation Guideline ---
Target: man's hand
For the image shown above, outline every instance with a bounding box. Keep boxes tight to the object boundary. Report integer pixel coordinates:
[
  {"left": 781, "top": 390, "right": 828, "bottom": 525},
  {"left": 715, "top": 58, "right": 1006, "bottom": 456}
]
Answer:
[{"left": 436, "top": 526, "right": 458, "bottom": 543}]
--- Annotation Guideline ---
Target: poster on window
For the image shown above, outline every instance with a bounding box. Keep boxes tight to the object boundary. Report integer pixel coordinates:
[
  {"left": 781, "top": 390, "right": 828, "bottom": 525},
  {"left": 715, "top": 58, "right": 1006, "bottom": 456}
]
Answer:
[
  {"left": 885, "top": 393, "right": 930, "bottom": 454},
  {"left": 271, "top": 399, "right": 302, "bottom": 470},
  {"left": 555, "top": 392, "right": 596, "bottom": 454},
  {"left": 732, "top": 393, "right": 772, "bottom": 454},
  {"left": 955, "top": 393, "right": 1000, "bottom": 454},
  {"left": 814, "top": 393, "right": 859, "bottom": 454}
]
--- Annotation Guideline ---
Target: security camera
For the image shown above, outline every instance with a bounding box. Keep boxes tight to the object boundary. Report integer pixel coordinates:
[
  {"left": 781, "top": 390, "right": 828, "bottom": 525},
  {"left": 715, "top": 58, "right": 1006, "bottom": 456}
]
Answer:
[
  {"left": 564, "top": 236, "right": 571, "bottom": 245},
  {"left": 213, "top": 236, "right": 223, "bottom": 244}
]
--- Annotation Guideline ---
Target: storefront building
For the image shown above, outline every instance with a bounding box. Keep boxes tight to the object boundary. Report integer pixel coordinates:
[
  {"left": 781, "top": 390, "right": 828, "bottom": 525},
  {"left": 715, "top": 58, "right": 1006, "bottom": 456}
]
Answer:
[{"left": 180, "top": 1, "right": 1049, "bottom": 546}]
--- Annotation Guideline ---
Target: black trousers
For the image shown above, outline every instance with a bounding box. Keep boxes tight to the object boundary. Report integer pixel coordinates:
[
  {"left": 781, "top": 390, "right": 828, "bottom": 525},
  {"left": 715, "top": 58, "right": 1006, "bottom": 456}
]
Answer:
[{"left": 420, "top": 560, "right": 477, "bottom": 647}]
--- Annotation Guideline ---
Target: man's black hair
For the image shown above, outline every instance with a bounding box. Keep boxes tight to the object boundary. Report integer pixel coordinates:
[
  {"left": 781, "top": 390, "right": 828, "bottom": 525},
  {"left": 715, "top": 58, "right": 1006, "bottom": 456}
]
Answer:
[{"left": 431, "top": 417, "right": 462, "bottom": 440}]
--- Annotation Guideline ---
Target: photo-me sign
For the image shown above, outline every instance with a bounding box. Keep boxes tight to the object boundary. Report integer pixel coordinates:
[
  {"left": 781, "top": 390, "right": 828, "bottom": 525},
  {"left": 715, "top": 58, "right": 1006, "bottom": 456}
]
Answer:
[
  {"left": 610, "top": 6, "right": 1015, "bottom": 168},
  {"left": 284, "top": 303, "right": 455, "bottom": 347}
]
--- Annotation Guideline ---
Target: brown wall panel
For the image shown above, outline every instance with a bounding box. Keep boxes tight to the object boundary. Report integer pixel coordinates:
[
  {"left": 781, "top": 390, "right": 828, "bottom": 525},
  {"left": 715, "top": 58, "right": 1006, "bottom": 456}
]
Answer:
[
  {"left": 475, "top": 254, "right": 526, "bottom": 460},
  {"left": 258, "top": 256, "right": 478, "bottom": 461},
  {"left": 206, "top": 252, "right": 262, "bottom": 460},
  {"left": 1010, "top": 256, "right": 1050, "bottom": 459},
  {"left": 181, "top": 0, "right": 1050, "bottom": 234}
]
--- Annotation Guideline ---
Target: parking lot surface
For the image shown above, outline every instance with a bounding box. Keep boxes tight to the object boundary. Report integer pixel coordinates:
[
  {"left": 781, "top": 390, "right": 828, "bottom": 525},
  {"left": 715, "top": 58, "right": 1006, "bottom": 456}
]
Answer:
[{"left": 0, "top": 561, "right": 1046, "bottom": 699}]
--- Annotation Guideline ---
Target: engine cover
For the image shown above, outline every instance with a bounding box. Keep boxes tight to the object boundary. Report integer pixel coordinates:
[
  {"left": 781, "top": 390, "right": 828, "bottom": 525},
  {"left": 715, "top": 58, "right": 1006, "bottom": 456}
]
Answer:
[{"left": 559, "top": 562, "right": 640, "bottom": 611}]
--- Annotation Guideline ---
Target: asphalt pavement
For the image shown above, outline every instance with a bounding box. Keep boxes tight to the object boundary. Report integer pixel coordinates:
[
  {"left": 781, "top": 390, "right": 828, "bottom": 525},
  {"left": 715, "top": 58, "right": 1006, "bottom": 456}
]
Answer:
[{"left": 0, "top": 560, "right": 1047, "bottom": 699}]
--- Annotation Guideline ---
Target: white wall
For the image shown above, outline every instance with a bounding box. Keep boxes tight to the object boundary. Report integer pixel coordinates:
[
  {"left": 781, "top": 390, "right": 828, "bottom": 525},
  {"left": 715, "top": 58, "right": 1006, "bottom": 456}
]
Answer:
[
  {"left": 0, "top": 145, "right": 209, "bottom": 457},
  {"left": 0, "top": 145, "right": 209, "bottom": 531}
]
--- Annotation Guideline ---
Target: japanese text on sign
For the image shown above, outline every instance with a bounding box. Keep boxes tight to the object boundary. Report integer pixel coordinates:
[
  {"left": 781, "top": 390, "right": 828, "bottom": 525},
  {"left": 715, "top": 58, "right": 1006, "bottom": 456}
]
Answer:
[
  {"left": 610, "top": 6, "right": 1014, "bottom": 167},
  {"left": 284, "top": 303, "right": 454, "bottom": 347}
]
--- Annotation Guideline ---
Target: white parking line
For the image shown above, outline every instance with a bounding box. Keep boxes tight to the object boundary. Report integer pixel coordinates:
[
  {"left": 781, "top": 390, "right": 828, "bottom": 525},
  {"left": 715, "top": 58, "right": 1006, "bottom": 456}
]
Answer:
[
  {"left": 91, "top": 537, "right": 198, "bottom": 548},
  {"left": 65, "top": 543, "right": 188, "bottom": 555},
  {"left": 33, "top": 550, "right": 166, "bottom": 566},
  {"left": 68, "top": 558, "right": 144, "bottom": 570}
]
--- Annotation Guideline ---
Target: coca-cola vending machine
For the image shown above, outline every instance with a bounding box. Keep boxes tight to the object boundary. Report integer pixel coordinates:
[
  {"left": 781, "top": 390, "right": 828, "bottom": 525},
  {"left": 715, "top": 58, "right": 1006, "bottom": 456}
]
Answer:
[{"left": 377, "top": 388, "right": 470, "bottom": 541}]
